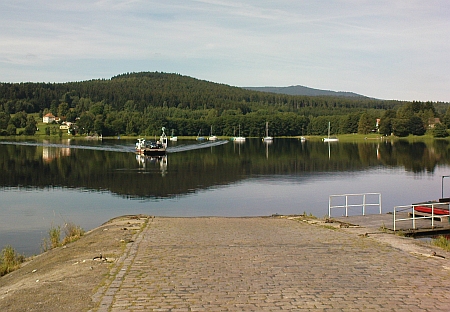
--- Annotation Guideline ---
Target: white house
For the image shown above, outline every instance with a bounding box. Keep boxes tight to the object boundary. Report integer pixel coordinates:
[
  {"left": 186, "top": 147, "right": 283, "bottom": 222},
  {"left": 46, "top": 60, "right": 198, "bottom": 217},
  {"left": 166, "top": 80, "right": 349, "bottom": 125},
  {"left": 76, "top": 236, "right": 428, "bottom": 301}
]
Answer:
[{"left": 43, "top": 113, "right": 56, "bottom": 123}]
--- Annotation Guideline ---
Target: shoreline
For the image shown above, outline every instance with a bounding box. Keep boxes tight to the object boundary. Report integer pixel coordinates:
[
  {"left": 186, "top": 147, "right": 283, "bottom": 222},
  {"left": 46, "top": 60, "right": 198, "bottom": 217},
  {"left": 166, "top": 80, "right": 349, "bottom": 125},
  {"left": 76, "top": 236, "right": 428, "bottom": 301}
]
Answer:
[{"left": 0, "top": 132, "right": 442, "bottom": 143}]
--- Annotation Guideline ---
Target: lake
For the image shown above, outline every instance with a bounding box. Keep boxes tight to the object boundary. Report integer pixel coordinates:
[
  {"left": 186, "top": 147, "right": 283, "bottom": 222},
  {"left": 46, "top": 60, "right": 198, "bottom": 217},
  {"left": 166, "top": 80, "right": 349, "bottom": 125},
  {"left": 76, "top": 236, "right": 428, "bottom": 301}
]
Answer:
[{"left": 1, "top": 137, "right": 450, "bottom": 256}]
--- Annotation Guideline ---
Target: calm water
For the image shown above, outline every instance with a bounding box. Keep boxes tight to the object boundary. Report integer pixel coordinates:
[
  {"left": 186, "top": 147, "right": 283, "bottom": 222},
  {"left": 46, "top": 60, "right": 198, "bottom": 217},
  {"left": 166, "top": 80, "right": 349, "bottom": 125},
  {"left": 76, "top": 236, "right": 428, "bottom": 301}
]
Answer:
[{"left": 1, "top": 138, "right": 450, "bottom": 256}]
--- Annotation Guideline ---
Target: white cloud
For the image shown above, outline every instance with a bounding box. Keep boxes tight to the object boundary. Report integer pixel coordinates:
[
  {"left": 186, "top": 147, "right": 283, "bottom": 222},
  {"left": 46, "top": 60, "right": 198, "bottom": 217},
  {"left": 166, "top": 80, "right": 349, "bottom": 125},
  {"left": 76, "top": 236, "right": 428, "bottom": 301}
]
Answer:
[{"left": 0, "top": 0, "right": 449, "bottom": 101}]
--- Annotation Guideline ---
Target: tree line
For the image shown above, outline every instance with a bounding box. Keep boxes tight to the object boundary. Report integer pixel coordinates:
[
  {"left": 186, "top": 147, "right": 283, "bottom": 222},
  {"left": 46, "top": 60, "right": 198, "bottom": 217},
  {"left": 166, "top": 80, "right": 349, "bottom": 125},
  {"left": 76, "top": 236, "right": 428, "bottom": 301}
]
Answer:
[{"left": 0, "top": 72, "right": 449, "bottom": 137}]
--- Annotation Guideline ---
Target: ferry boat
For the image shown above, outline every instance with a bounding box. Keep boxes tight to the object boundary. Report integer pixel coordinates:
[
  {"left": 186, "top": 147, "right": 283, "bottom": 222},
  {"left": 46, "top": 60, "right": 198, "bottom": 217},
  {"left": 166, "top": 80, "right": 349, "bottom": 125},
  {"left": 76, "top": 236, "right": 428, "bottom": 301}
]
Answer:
[{"left": 135, "top": 127, "right": 168, "bottom": 156}]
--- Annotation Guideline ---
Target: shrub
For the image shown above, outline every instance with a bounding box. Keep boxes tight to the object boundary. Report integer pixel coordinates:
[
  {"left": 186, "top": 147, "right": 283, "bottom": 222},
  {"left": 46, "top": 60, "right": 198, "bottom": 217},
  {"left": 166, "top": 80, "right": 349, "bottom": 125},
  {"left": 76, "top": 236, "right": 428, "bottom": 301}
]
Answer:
[
  {"left": 42, "top": 224, "right": 61, "bottom": 252},
  {"left": 62, "top": 222, "right": 85, "bottom": 245},
  {"left": 433, "top": 123, "right": 449, "bottom": 138},
  {"left": 431, "top": 235, "right": 450, "bottom": 251},
  {"left": 42, "top": 222, "right": 85, "bottom": 251},
  {"left": 0, "top": 245, "right": 25, "bottom": 276}
]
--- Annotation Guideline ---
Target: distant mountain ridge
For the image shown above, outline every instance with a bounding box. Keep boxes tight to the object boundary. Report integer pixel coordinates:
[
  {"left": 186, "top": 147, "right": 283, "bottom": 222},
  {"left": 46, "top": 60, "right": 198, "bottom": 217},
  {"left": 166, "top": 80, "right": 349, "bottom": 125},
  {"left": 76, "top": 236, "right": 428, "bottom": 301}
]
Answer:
[{"left": 244, "top": 85, "right": 367, "bottom": 98}]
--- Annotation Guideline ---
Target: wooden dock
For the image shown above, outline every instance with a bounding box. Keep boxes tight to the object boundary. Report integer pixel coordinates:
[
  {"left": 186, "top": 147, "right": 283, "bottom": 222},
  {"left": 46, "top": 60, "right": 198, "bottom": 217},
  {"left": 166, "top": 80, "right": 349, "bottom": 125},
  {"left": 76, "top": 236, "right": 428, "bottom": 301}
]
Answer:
[{"left": 332, "top": 212, "right": 450, "bottom": 236}]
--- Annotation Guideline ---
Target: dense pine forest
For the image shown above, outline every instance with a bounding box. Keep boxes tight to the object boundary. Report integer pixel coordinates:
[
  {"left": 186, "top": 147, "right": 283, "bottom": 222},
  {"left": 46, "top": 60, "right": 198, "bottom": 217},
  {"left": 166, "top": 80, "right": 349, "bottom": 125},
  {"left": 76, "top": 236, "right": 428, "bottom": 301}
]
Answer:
[{"left": 0, "top": 72, "right": 449, "bottom": 137}]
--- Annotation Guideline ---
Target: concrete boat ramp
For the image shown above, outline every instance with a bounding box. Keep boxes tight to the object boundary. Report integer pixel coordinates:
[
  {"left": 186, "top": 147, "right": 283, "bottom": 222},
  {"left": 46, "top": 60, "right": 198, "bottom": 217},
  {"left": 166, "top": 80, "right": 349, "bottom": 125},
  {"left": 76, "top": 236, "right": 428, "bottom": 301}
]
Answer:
[{"left": 2, "top": 215, "right": 450, "bottom": 311}]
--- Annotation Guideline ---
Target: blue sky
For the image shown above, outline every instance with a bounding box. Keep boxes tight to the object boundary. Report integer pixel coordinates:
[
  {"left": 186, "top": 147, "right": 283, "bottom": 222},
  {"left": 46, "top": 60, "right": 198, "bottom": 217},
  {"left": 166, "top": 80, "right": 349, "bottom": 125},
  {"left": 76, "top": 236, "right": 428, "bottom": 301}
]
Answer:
[{"left": 1, "top": 0, "right": 449, "bottom": 102}]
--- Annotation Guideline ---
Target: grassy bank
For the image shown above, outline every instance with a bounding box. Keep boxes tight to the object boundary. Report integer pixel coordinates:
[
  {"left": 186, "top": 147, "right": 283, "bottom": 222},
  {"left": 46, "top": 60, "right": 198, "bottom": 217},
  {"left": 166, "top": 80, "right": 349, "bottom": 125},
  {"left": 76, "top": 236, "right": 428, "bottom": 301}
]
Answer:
[{"left": 2, "top": 116, "right": 445, "bottom": 144}]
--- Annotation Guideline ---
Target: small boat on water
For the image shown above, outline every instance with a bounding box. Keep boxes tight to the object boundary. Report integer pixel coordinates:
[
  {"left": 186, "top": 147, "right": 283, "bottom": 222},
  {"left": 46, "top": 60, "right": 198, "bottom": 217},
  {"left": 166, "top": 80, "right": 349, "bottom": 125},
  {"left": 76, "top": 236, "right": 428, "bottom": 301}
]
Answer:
[
  {"left": 196, "top": 129, "right": 205, "bottom": 141},
  {"left": 323, "top": 122, "right": 339, "bottom": 142},
  {"left": 232, "top": 124, "right": 245, "bottom": 142},
  {"left": 263, "top": 122, "right": 273, "bottom": 142},
  {"left": 209, "top": 126, "right": 218, "bottom": 141},
  {"left": 413, "top": 199, "right": 450, "bottom": 215},
  {"left": 135, "top": 127, "right": 168, "bottom": 156},
  {"left": 169, "top": 129, "right": 178, "bottom": 141}
]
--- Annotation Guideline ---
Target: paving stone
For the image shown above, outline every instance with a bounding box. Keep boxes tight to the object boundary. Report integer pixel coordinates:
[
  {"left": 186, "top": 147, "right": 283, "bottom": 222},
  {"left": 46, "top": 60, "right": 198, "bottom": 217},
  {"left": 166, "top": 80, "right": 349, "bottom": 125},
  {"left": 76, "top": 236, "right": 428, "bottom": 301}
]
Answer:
[{"left": 92, "top": 217, "right": 450, "bottom": 311}]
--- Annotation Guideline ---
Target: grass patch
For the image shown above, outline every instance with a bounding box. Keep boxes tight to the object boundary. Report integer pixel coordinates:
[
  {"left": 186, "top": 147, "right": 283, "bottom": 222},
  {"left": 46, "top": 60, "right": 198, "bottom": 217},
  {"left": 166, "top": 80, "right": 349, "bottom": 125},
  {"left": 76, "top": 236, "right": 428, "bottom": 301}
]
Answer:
[
  {"left": 379, "top": 222, "right": 390, "bottom": 233},
  {"left": 0, "top": 245, "right": 25, "bottom": 276},
  {"left": 42, "top": 222, "right": 85, "bottom": 251},
  {"left": 321, "top": 225, "right": 338, "bottom": 231},
  {"left": 62, "top": 222, "right": 85, "bottom": 245},
  {"left": 431, "top": 236, "right": 450, "bottom": 252},
  {"left": 42, "top": 224, "right": 61, "bottom": 251}
]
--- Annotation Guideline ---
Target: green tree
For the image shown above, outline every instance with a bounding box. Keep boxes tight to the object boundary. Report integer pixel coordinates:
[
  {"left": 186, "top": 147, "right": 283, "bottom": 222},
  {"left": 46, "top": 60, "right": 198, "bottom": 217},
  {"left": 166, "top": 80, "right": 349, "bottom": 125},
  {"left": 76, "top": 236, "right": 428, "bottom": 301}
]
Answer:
[
  {"left": 124, "top": 100, "right": 136, "bottom": 112},
  {"left": 340, "top": 113, "right": 360, "bottom": 134},
  {"left": 442, "top": 106, "right": 450, "bottom": 128},
  {"left": 357, "top": 113, "right": 375, "bottom": 134},
  {"left": 392, "top": 119, "right": 410, "bottom": 137},
  {"left": 0, "top": 112, "right": 10, "bottom": 129},
  {"left": 58, "top": 102, "right": 69, "bottom": 117},
  {"left": 93, "top": 115, "right": 104, "bottom": 135},
  {"left": 379, "top": 110, "right": 396, "bottom": 136},
  {"left": 50, "top": 100, "right": 58, "bottom": 115},
  {"left": 11, "top": 111, "right": 27, "bottom": 128},
  {"left": 77, "top": 112, "right": 95, "bottom": 134},
  {"left": 6, "top": 124, "right": 16, "bottom": 135},
  {"left": 24, "top": 116, "right": 37, "bottom": 135},
  {"left": 409, "top": 116, "right": 426, "bottom": 136},
  {"left": 433, "top": 123, "right": 448, "bottom": 138},
  {"left": 90, "top": 102, "right": 104, "bottom": 116},
  {"left": 66, "top": 109, "right": 78, "bottom": 122},
  {"left": 61, "top": 92, "right": 73, "bottom": 106}
]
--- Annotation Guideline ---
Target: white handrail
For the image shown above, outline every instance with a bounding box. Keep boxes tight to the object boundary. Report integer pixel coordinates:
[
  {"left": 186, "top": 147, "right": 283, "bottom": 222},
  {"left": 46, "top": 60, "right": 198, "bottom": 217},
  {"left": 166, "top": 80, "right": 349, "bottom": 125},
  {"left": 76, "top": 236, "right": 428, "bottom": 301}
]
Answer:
[
  {"left": 328, "top": 193, "right": 382, "bottom": 217},
  {"left": 393, "top": 203, "right": 450, "bottom": 231}
]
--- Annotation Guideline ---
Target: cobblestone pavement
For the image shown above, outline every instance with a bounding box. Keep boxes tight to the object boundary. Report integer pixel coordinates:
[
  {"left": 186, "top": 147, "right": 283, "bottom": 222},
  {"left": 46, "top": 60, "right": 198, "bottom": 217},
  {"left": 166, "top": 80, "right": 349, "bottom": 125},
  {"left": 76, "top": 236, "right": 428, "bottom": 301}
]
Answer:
[{"left": 92, "top": 217, "right": 450, "bottom": 311}]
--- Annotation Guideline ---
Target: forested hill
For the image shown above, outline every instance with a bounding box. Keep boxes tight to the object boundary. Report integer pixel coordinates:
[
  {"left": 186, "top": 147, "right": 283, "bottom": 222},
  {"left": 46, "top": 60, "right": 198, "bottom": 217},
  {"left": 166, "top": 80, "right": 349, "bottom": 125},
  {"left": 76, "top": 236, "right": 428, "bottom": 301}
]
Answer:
[
  {"left": 1, "top": 71, "right": 394, "bottom": 115},
  {"left": 0, "top": 72, "right": 446, "bottom": 138},
  {"left": 244, "top": 85, "right": 366, "bottom": 98}
]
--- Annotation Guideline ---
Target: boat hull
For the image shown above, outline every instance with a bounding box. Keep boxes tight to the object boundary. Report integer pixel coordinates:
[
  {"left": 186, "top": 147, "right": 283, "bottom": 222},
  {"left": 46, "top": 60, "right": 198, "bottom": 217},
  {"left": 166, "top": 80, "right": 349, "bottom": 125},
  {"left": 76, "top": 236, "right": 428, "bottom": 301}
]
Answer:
[
  {"left": 414, "top": 204, "right": 449, "bottom": 215},
  {"left": 323, "top": 138, "right": 339, "bottom": 142},
  {"left": 137, "top": 148, "right": 166, "bottom": 156},
  {"left": 234, "top": 137, "right": 246, "bottom": 142}
]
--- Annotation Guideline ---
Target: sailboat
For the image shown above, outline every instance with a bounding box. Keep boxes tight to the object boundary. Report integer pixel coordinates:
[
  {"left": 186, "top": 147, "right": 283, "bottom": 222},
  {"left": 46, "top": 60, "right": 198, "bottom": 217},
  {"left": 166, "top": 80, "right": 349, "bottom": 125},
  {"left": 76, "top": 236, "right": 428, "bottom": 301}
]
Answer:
[
  {"left": 196, "top": 129, "right": 205, "bottom": 141},
  {"left": 263, "top": 121, "right": 273, "bottom": 142},
  {"left": 323, "top": 122, "right": 339, "bottom": 142},
  {"left": 208, "top": 125, "right": 218, "bottom": 141},
  {"left": 169, "top": 129, "right": 178, "bottom": 141},
  {"left": 233, "top": 124, "right": 246, "bottom": 142}
]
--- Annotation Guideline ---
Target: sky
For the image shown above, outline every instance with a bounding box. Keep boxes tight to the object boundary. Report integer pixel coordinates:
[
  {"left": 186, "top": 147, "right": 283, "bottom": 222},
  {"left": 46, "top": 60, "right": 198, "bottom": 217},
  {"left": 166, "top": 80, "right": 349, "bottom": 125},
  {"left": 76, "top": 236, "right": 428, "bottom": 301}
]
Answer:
[{"left": 1, "top": 0, "right": 449, "bottom": 102}]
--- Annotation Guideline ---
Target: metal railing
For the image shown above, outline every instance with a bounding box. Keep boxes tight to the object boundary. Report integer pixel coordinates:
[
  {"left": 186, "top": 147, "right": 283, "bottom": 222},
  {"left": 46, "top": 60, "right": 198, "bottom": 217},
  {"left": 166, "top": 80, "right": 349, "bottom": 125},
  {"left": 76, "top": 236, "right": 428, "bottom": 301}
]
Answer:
[
  {"left": 328, "top": 193, "right": 382, "bottom": 217},
  {"left": 393, "top": 202, "right": 450, "bottom": 231}
]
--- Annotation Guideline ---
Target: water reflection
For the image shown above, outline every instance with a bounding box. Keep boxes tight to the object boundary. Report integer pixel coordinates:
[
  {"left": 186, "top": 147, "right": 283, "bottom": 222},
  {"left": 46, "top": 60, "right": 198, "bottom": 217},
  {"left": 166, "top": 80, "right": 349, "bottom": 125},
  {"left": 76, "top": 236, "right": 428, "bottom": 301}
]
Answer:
[
  {"left": 1, "top": 139, "right": 449, "bottom": 199},
  {"left": 136, "top": 155, "right": 168, "bottom": 177},
  {"left": 42, "top": 139, "right": 71, "bottom": 162}
]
